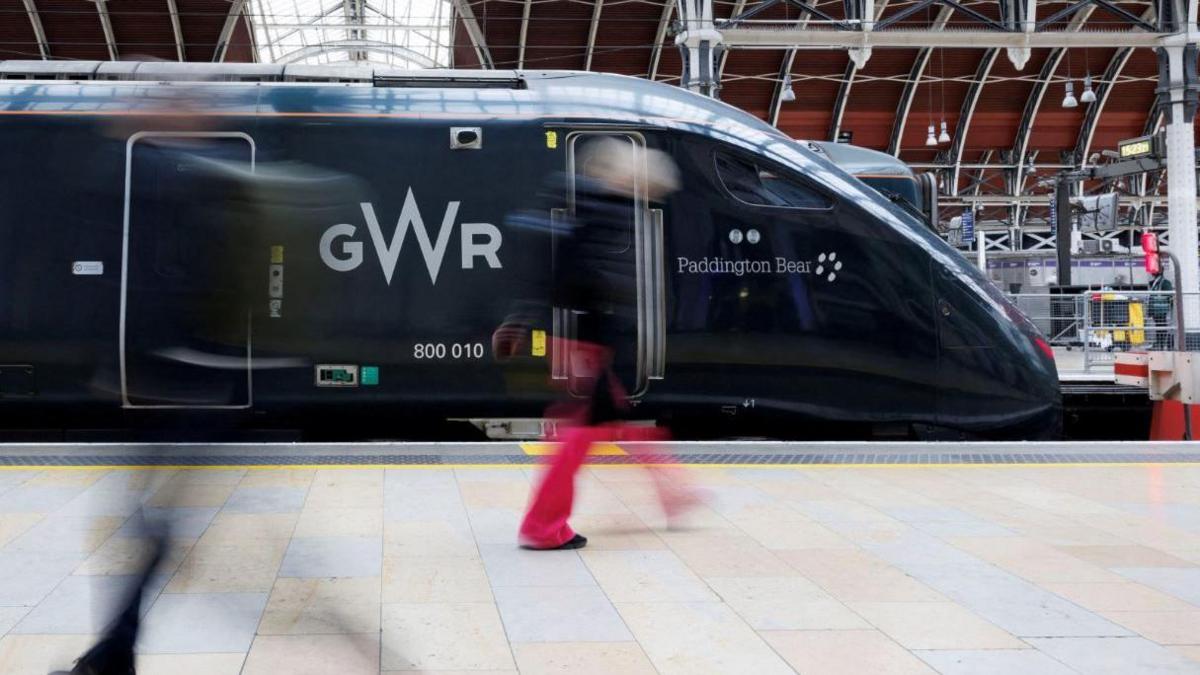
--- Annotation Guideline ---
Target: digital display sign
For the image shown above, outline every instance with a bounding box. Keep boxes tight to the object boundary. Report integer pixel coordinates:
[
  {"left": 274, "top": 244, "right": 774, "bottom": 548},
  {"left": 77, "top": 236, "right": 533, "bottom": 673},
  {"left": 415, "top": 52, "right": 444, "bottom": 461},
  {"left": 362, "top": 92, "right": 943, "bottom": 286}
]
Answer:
[{"left": 1118, "top": 136, "right": 1154, "bottom": 159}]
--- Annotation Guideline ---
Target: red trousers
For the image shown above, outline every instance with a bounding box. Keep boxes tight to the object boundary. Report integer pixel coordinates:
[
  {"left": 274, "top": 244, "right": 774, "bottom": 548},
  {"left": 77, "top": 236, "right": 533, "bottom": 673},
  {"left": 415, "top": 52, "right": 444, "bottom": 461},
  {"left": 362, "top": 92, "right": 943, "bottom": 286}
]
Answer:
[{"left": 518, "top": 339, "right": 688, "bottom": 549}]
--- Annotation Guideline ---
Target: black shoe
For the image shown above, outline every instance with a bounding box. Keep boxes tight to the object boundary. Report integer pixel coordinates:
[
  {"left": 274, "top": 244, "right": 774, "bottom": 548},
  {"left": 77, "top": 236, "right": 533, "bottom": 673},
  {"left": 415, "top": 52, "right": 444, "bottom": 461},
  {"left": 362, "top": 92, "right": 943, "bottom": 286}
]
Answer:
[
  {"left": 521, "top": 533, "right": 587, "bottom": 550},
  {"left": 50, "top": 640, "right": 136, "bottom": 675}
]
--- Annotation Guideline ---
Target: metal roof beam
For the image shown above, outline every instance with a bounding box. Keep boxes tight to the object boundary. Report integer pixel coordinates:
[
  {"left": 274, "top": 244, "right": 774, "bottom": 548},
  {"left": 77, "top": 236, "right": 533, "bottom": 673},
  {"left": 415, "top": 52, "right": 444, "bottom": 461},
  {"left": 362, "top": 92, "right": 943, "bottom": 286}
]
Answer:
[
  {"left": 768, "top": 8, "right": 819, "bottom": 126},
  {"left": 828, "top": 61, "right": 858, "bottom": 140},
  {"left": 1010, "top": 5, "right": 1095, "bottom": 227},
  {"left": 96, "top": 0, "right": 118, "bottom": 61},
  {"left": 1075, "top": 45, "right": 1137, "bottom": 161},
  {"left": 775, "top": 0, "right": 883, "bottom": 129},
  {"left": 949, "top": 49, "right": 999, "bottom": 193},
  {"left": 887, "top": 4, "right": 954, "bottom": 156},
  {"left": 768, "top": 50, "right": 798, "bottom": 126},
  {"left": 584, "top": 0, "right": 605, "bottom": 70},
  {"left": 518, "top": 0, "right": 532, "bottom": 69},
  {"left": 252, "top": 21, "right": 445, "bottom": 30},
  {"left": 1037, "top": 0, "right": 1156, "bottom": 31},
  {"left": 973, "top": 150, "right": 995, "bottom": 197},
  {"left": 214, "top": 0, "right": 248, "bottom": 62},
  {"left": 20, "top": 0, "right": 49, "bottom": 59},
  {"left": 826, "top": 0, "right": 889, "bottom": 138},
  {"left": 451, "top": 0, "right": 494, "bottom": 69},
  {"left": 716, "top": 0, "right": 746, "bottom": 80},
  {"left": 721, "top": 28, "right": 1181, "bottom": 49},
  {"left": 648, "top": 0, "right": 675, "bottom": 79},
  {"left": 166, "top": 0, "right": 185, "bottom": 61},
  {"left": 275, "top": 40, "right": 438, "bottom": 67},
  {"left": 947, "top": 0, "right": 1022, "bottom": 192},
  {"left": 243, "top": 10, "right": 260, "bottom": 63},
  {"left": 1144, "top": 94, "right": 1165, "bottom": 135}
]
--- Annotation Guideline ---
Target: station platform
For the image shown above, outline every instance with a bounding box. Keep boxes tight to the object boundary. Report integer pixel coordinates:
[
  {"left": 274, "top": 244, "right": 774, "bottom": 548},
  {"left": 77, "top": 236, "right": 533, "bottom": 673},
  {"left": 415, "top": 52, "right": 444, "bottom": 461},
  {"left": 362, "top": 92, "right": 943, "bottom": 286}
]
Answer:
[{"left": 0, "top": 442, "right": 1199, "bottom": 674}]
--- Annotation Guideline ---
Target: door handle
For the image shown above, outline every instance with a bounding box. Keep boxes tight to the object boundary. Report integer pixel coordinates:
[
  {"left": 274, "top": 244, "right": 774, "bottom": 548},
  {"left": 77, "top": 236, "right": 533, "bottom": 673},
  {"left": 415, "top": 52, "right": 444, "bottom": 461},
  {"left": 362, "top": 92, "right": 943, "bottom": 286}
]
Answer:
[{"left": 939, "top": 298, "right": 952, "bottom": 317}]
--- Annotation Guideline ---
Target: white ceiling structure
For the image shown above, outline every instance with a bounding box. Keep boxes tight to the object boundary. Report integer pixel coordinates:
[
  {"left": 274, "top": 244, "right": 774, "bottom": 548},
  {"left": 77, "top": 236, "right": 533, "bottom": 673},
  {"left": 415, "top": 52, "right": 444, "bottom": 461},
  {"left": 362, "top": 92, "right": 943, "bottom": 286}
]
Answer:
[{"left": 247, "top": 0, "right": 454, "bottom": 67}]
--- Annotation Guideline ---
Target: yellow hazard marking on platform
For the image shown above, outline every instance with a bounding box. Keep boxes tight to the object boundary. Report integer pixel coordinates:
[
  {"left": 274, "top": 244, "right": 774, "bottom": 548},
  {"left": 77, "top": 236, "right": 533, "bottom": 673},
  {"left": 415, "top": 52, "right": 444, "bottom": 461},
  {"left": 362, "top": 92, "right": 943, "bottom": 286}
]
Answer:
[
  {"left": 270, "top": 245, "right": 284, "bottom": 264},
  {"left": 531, "top": 329, "right": 546, "bottom": 357},
  {"left": 520, "top": 442, "right": 627, "bottom": 456}
]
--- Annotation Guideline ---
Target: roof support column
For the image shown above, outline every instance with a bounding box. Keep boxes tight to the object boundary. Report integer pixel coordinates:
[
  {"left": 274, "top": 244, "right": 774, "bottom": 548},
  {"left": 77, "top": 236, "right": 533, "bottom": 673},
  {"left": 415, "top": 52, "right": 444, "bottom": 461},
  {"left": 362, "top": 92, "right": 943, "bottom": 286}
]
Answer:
[
  {"left": 166, "top": 0, "right": 185, "bottom": 61},
  {"left": 826, "top": 0, "right": 888, "bottom": 138},
  {"left": 770, "top": 7, "right": 820, "bottom": 127},
  {"left": 584, "top": 0, "right": 604, "bottom": 70},
  {"left": 1159, "top": 41, "right": 1200, "bottom": 328},
  {"left": 214, "top": 0, "right": 248, "bottom": 61},
  {"left": 95, "top": 0, "right": 118, "bottom": 61},
  {"left": 648, "top": 0, "right": 675, "bottom": 80},
  {"left": 949, "top": 50, "right": 998, "bottom": 194},
  {"left": 20, "top": 0, "right": 49, "bottom": 59},
  {"left": 518, "top": 0, "right": 532, "bottom": 69},
  {"left": 451, "top": 0, "right": 494, "bottom": 69},
  {"left": 676, "top": 0, "right": 722, "bottom": 97},
  {"left": 716, "top": 0, "right": 745, "bottom": 80}
]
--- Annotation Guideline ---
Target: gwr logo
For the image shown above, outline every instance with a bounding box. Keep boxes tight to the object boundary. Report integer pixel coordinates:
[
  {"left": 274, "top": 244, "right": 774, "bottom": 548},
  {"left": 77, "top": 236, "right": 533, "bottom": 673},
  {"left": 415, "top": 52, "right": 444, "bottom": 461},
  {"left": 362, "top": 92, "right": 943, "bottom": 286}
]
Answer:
[{"left": 319, "top": 188, "right": 502, "bottom": 285}]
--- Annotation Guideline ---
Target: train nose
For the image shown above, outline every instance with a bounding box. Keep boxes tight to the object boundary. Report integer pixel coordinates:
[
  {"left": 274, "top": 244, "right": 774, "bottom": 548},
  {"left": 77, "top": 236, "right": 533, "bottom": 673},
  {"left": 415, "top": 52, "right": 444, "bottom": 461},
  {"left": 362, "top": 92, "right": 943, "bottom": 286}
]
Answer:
[
  {"left": 937, "top": 286, "right": 1062, "bottom": 440},
  {"left": 1000, "top": 303, "right": 1063, "bottom": 439}
]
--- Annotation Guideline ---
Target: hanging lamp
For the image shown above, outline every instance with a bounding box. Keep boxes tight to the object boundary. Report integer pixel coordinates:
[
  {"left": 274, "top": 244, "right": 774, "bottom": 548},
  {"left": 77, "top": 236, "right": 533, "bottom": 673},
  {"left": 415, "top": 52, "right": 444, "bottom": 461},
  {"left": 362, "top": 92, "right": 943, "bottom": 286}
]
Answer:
[
  {"left": 1080, "top": 74, "right": 1096, "bottom": 103},
  {"left": 781, "top": 73, "right": 797, "bottom": 103},
  {"left": 1062, "top": 80, "right": 1078, "bottom": 108}
]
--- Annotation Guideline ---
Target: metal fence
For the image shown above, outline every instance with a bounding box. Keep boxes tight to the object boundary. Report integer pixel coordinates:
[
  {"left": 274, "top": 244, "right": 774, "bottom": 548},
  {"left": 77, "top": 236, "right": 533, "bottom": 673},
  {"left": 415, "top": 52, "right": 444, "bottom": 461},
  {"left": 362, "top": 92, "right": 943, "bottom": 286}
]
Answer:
[{"left": 1006, "top": 290, "right": 1197, "bottom": 373}]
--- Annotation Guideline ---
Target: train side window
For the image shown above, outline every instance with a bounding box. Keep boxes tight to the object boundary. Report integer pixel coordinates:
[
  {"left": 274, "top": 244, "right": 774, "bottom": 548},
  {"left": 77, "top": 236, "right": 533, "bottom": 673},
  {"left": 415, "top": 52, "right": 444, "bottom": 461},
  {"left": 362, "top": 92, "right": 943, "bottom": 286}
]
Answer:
[{"left": 714, "top": 151, "right": 831, "bottom": 210}]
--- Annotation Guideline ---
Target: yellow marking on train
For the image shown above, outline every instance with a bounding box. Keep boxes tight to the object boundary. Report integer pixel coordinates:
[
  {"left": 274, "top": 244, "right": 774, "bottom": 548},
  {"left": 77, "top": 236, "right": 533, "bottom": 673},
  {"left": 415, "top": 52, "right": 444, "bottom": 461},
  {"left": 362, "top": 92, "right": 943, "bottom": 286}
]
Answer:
[
  {"left": 545, "top": 130, "right": 558, "bottom": 149},
  {"left": 531, "top": 329, "right": 546, "bottom": 357},
  {"left": 270, "top": 245, "right": 284, "bottom": 264},
  {"left": 520, "top": 442, "right": 627, "bottom": 456}
]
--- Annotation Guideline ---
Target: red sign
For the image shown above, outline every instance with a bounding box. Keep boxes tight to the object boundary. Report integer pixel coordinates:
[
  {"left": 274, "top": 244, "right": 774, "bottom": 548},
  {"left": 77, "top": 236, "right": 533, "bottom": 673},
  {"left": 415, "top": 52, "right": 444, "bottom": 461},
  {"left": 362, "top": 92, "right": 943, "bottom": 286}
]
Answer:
[{"left": 1142, "top": 233, "right": 1161, "bottom": 276}]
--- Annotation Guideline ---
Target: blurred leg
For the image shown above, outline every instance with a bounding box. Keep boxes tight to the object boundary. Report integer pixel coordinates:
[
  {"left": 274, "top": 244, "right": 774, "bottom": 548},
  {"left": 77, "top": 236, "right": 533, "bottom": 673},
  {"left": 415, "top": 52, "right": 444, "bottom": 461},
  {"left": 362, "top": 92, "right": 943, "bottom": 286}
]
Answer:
[
  {"left": 518, "top": 425, "right": 606, "bottom": 548},
  {"left": 519, "top": 339, "right": 611, "bottom": 549},
  {"left": 619, "top": 425, "right": 703, "bottom": 519},
  {"left": 55, "top": 507, "right": 168, "bottom": 675},
  {"left": 53, "top": 439, "right": 186, "bottom": 675}
]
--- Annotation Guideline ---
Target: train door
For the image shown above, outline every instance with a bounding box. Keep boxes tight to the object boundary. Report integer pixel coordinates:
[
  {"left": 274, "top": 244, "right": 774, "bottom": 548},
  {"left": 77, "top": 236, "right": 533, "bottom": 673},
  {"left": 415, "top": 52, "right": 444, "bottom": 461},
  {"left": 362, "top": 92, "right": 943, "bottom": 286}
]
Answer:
[
  {"left": 550, "top": 131, "right": 666, "bottom": 400},
  {"left": 120, "top": 133, "right": 255, "bottom": 408}
]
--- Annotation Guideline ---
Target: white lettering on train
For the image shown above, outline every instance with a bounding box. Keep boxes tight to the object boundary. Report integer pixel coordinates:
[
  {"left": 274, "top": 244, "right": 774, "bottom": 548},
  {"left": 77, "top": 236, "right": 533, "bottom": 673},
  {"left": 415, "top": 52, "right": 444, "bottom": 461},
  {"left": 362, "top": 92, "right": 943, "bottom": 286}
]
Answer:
[{"left": 319, "top": 188, "right": 502, "bottom": 285}]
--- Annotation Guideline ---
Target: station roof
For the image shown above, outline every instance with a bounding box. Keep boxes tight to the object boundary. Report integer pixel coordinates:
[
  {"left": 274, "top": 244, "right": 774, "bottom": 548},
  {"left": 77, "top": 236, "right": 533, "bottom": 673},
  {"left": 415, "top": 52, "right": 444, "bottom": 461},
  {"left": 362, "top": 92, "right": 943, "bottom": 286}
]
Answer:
[
  {"left": 448, "top": 0, "right": 1190, "bottom": 198},
  {"left": 1, "top": 0, "right": 256, "bottom": 62}
]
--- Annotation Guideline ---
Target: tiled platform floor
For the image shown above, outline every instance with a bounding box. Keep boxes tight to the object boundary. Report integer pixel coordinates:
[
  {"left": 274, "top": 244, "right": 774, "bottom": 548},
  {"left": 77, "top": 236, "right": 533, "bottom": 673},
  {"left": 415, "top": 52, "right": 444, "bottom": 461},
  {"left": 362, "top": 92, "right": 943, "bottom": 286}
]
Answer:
[{"left": 0, "top": 454, "right": 1199, "bottom": 673}]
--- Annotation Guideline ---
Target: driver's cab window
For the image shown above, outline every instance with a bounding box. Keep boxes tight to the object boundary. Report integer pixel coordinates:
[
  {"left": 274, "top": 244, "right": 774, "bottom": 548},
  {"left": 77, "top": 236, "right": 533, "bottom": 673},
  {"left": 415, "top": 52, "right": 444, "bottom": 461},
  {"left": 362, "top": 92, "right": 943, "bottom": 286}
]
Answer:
[{"left": 715, "top": 151, "right": 832, "bottom": 210}]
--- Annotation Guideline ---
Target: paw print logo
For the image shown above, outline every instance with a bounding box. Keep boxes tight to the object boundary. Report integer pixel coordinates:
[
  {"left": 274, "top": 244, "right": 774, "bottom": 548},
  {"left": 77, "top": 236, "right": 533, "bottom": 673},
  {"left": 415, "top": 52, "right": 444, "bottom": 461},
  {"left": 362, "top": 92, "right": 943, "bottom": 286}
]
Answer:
[{"left": 815, "top": 252, "right": 843, "bottom": 282}]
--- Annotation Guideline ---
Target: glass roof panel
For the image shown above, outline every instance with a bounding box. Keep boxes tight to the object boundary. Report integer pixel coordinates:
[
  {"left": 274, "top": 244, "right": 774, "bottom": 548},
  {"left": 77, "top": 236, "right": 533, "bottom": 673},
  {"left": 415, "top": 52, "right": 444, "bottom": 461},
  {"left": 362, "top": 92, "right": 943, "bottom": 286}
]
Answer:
[{"left": 247, "top": 0, "right": 453, "bottom": 67}]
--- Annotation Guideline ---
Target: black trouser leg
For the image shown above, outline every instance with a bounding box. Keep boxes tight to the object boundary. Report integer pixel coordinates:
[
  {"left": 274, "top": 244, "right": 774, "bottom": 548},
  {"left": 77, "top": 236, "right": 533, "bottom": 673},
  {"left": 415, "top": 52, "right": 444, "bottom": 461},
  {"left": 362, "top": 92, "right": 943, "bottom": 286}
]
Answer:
[{"left": 69, "top": 513, "right": 168, "bottom": 675}]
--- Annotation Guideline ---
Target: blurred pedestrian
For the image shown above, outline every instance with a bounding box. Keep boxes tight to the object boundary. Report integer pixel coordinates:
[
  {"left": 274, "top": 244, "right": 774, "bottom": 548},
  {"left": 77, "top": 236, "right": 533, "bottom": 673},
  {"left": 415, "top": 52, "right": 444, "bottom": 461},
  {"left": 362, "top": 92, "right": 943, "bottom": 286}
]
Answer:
[
  {"left": 497, "top": 138, "right": 701, "bottom": 551},
  {"left": 51, "top": 504, "right": 169, "bottom": 675}
]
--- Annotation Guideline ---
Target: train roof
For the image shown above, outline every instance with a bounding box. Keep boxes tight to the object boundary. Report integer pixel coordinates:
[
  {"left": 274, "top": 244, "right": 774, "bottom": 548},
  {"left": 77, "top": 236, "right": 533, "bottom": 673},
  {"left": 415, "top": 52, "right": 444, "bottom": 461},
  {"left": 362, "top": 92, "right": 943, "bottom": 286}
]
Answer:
[
  {"left": 0, "top": 59, "right": 527, "bottom": 85},
  {"left": 0, "top": 59, "right": 803, "bottom": 147},
  {"left": 810, "top": 141, "right": 915, "bottom": 178},
  {"left": 0, "top": 59, "right": 946, "bottom": 254}
]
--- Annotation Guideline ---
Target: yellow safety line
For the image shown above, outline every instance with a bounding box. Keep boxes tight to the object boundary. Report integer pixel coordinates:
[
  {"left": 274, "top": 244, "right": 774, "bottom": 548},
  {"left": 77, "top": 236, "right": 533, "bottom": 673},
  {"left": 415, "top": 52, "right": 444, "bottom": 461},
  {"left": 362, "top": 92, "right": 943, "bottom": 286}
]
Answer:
[
  {"left": 520, "top": 442, "right": 627, "bottom": 456},
  {"left": 1, "top": 461, "right": 1199, "bottom": 471}
]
